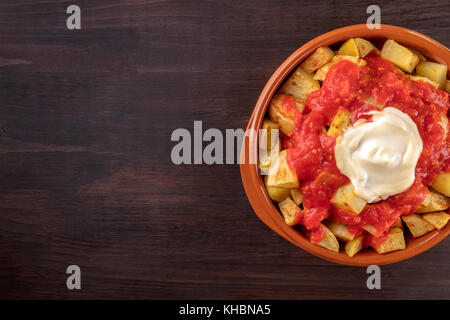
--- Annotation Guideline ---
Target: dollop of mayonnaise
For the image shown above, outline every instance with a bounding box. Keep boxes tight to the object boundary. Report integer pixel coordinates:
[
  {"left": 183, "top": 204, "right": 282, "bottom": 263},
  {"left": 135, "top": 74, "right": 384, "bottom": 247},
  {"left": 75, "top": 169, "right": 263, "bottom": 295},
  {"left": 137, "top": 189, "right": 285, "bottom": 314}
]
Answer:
[{"left": 335, "top": 107, "right": 423, "bottom": 203}]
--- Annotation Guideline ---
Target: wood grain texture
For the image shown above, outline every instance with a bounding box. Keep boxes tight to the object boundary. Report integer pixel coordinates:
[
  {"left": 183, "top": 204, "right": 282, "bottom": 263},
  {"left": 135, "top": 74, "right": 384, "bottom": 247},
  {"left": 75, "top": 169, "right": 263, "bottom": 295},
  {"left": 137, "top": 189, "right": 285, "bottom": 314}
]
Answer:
[{"left": 0, "top": 0, "right": 449, "bottom": 299}]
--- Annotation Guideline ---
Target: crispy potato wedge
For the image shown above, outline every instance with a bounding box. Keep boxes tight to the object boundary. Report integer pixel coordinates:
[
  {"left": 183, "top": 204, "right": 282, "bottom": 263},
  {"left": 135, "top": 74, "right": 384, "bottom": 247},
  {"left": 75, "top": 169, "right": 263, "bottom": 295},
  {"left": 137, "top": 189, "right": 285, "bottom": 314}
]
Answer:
[
  {"left": 416, "top": 190, "right": 450, "bottom": 213},
  {"left": 402, "top": 214, "right": 435, "bottom": 238},
  {"left": 314, "top": 55, "right": 367, "bottom": 81},
  {"left": 279, "top": 66, "right": 320, "bottom": 100},
  {"left": 327, "top": 222, "right": 355, "bottom": 242},
  {"left": 268, "top": 94, "right": 304, "bottom": 135},
  {"left": 345, "top": 236, "right": 364, "bottom": 257},
  {"left": 327, "top": 108, "right": 352, "bottom": 137},
  {"left": 279, "top": 197, "right": 301, "bottom": 226},
  {"left": 432, "top": 172, "right": 450, "bottom": 197},
  {"left": 266, "top": 150, "right": 299, "bottom": 188},
  {"left": 315, "top": 224, "right": 339, "bottom": 253},
  {"left": 264, "top": 175, "right": 290, "bottom": 202},
  {"left": 407, "top": 75, "right": 439, "bottom": 89},
  {"left": 416, "top": 61, "right": 447, "bottom": 89},
  {"left": 290, "top": 188, "right": 303, "bottom": 206},
  {"left": 422, "top": 211, "right": 450, "bottom": 230},
  {"left": 373, "top": 227, "right": 406, "bottom": 254},
  {"left": 338, "top": 38, "right": 359, "bottom": 57},
  {"left": 331, "top": 184, "right": 366, "bottom": 214},
  {"left": 380, "top": 39, "right": 419, "bottom": 73},
  {"left": 354, "top": 38, "right": 377, "bottom": 57},
  {"left": 301, "top": 46, "right": 335, "bottom": 73}
]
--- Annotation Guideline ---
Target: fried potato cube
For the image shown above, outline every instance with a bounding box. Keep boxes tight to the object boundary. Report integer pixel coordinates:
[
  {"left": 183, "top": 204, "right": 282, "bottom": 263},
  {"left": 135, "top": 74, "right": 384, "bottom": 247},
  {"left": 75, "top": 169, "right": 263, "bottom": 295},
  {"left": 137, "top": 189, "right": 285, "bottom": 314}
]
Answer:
[
  {"left": 262, "top": 119, "right": 279, "bottom": 133},
  {"left": 264, "top": 175, "right": 290, "bottom": 202},
  {"left": 314, "top": 224, "right": 339, "bottom": 253},
  {"left": 380, "top": 39, "right": 419, "bottom": 73},
  {"left": 279, "top": 66, "right": 320, "bottom": 100},
  {"left": 301, "top": 46, "right": 335, "bottom": 73},
  {"left": 268, "top": 94, "right": 305, "bottom": 135},
  {"left": 290, "top": 188, "right": 303, "bottom": 206},
  {"left": 431, "top": 172, "right": 450, "bottom": 197},
  {"left": 416, "top": 61, "right": 448, "bottom": 89},
  {"left": 361, "top": 224, "right": 377, "bottom": 236},
  {"left": 266, "top": 150, "right": 299, "bottom": 188},
  {"left": 422, "top": 211, "right": 450, "bottom": 230},
  {"left": 258, "top": 119, "right": 280, "bottom": 169},
  {"left": 313, "top": 55, "right": 367, "bottom": 81},
  {"left": 416, "top": 190, "right": 450, "bottom": 213},
  {"left": 446, "top": 80, "right": 450, "bottom": 93},
  {"left": 327, "top": 108, "right": 352, "bottom": 137},
  {"left": 373, "top": 227, "right": 406, "bottom": 254},
  {"left": 327, "top": 222, "right": 355, "bottom": 242},
  {"left": 338, "top": 38, "right": 359, "bottom": 57},
  {"left": 279, "top": 197, "right": 301, "bottom": 226},
  {"left": 402, "top": 214, "right": 435, "bottom": 238},
  {"left": 331, "top": 184, "right": 366, "bottom": 214},
  {"left": 354, "top": 38, "right": 377, "bottom": 57},
  {"left": 345, "top": 236, "right": 364, "bottom": 257},
  {"left": 406, "top": 75, "right": 439, "bottom": 89}
]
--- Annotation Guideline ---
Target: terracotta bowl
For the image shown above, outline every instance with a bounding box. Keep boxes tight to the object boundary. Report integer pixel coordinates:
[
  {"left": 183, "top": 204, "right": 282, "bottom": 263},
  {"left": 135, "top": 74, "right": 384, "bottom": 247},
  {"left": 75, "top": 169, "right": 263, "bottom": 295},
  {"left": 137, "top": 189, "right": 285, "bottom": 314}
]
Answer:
[{"left": 240, "top": 24, "right": 450, "bottom": 266}]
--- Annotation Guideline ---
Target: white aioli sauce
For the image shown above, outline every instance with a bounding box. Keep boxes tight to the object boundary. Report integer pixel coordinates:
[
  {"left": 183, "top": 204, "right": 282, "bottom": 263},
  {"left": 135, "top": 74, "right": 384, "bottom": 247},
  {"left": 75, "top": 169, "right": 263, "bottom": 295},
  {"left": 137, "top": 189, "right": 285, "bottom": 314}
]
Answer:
[{"left": 335, "top": 107, "right": 423, "bottom": 203}]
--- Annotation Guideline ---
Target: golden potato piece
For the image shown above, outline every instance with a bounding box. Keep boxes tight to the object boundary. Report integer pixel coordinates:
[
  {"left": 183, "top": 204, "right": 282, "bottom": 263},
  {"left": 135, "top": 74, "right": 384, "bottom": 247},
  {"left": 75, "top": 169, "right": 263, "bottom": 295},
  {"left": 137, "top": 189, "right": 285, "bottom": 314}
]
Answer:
[
  {"left": 432, "top": 172, "right": 450, "bottom": 197},
  {"left": 373, "top": 227, "right": 406, "bottom": 254},
  {"left": 279, "top": 197, "right": 300, "bottom": 226},
  {"left": 381, "top": 39, "right": 419, "bottom": 73},
  {"left": 327, "top": 222, "right": 355, "bottom": 242},
  {"left": 445, "top": 80, "right": 450, "bottom": 93},
  {"left": 416, "top": 61, "right": 447, "bottom": 89},
  {"left": 416, "top": 190, "right": 450, "bottom": 213},
  {"left": 338, "top": 38, "right": 359, "bottom": 57},
  {"left": 264, "top": 175, "right": 290, "bottom": 202},
  {"left": 315, "top": 224, "right": 339, "bottom": 253},
  {"left": 402, "top": 214, "right": 435, "bottom": 238},
  {"left": 345, "top": 236, "right": 364, "bottom": 257},
  {"left": 331, "top": 184, "right": 366, "bottom": 214},
  {"left": 362, "top": 224, "right": 377, "bottom": 235},
  {"left": 262, "top": 118, "right": 279, "bottom": 132},
  {"left": 327, "top": 108, "right": 352, "bottom": 137},
  {"left": 279, "top": 66, "right": 320, "bottom": 100},
  {"left": 314, "top": 55, "right": 367, "bottom": 81},
  {"left": 268, "top": 94, "right": 304, "bottom": 135},
  {"left": 422, "top": 211, "right": 450, "bottom": 230},
  {"left": 258, "top": 119, "right": 280, "bottom": 169},
  {"left": 407, "top": 75, "right": 439, "bottom": 89},
  {"left": 301, "top": 46, "right": 335, "bottom": 73},
  {"left": 266, "top": 150, "right": 299, "bottom": 188},
  {"left": 290, "top": 188, "right": 303, "bottom": 206},
  {"left": 354, "top": 38, "right": 377, "bottom": 57}
]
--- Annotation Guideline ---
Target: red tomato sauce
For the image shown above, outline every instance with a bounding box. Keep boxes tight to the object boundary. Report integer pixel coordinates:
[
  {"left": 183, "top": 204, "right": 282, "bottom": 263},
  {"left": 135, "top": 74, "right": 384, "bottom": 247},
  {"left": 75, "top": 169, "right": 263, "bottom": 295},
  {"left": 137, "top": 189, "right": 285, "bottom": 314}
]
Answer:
[{"left": 282, "top": 55, "right": 450, "bottom": 243}]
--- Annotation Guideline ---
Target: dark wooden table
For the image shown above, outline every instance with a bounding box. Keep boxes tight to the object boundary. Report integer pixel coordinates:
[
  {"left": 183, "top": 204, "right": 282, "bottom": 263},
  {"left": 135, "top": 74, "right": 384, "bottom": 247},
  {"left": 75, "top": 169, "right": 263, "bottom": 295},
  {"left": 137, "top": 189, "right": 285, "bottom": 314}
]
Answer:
[{"left": 0, "top": 0, "right": 448, "bottom": 299}]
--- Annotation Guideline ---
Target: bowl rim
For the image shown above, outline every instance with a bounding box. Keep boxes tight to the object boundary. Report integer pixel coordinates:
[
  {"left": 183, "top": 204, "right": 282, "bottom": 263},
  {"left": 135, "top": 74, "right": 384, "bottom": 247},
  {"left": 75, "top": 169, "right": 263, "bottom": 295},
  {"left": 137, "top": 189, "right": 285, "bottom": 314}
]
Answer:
[{"left": 240, "top": 24, "right": 450, "bottom": 266}]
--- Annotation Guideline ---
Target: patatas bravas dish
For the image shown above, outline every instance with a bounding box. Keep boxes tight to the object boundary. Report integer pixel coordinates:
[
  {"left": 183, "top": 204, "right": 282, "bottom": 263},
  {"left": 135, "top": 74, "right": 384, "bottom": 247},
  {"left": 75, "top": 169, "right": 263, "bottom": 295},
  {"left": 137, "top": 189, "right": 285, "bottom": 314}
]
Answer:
[{"left": 261, "top": 37, "right": 450, "bottom": 257}]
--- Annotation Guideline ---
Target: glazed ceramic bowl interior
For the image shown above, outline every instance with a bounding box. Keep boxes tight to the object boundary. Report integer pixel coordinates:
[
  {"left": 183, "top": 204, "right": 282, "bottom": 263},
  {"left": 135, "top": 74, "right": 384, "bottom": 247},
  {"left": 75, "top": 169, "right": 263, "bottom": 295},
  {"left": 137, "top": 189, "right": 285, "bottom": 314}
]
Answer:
[{"left": 240, "top": 24, "right": 450, "bottom": 266}]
